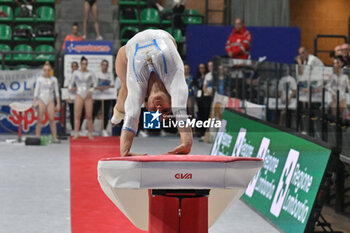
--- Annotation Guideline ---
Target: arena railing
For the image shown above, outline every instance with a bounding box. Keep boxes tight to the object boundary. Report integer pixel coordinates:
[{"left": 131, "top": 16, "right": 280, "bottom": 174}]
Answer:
[
  {"left": 314, "top": 34, "right": 347, "bottom": 59},
  {"left": 212, "top": 56, "right": 350, "bottom": 212}
]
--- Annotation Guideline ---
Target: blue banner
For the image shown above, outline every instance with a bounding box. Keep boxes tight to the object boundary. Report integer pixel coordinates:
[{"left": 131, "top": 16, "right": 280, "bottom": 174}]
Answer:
[{"left": 65, "top": 41, "right": 113, "bottom": 55}]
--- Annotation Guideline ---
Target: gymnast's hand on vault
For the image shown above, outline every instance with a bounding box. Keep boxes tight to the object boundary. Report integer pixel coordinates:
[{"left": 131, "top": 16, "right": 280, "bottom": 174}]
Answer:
[
  {"left": 168, "top": 143, "right": 192, "bottom": 155},
  {"left": 124, "top": 152, "right": 148, "bottom": 157}
]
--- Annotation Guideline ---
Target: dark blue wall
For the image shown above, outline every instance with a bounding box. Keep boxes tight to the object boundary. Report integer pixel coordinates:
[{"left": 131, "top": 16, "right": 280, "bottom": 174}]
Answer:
[{"left": 186, "top": 25, "right": 301, "bottom": 77}]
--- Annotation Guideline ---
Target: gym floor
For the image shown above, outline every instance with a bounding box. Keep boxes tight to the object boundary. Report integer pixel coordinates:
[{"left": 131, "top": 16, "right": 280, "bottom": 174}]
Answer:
[{"left": 0, "top": 135, "right": 348, "bottom": 233}]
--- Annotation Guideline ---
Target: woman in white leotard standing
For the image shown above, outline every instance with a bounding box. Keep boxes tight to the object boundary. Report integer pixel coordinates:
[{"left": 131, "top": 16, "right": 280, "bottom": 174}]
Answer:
[
  {"left": 111, "top": 29, "right": 193, "bottom": 156},
  {"left": 69, "top": 56, "right": 96, "bottom": 139},
  {"left": 33, "top": 61, "right": 61, "bottom": 142}
]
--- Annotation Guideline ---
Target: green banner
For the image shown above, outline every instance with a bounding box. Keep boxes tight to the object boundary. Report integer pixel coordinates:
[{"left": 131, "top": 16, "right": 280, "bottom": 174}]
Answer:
[{"left": 211, "top": 110, "right": 331, "bottom": 233}]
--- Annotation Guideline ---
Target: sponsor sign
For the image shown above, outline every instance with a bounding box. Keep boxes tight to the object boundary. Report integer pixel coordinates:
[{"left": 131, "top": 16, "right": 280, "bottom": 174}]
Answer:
[
  {"left": 65, "top": 41, "right": 113, "bottom": 55},
  {"left": 174, "top": 173, "right": 192, "bottom": 180},
  {"left": 210, "top": 109, "right": 331, "bottom": 233},
  {"left": 0, "top": 69, "right": 42, "bottom": 105},
  {"left": 0, "top": 106, "right": 59, "bottom": 134},
  {"left": 64, "top": 41, "right": 114, "bottom": 89}
]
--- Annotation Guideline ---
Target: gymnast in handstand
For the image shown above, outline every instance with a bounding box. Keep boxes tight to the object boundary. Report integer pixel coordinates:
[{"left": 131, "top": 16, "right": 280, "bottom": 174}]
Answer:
[{"left": 111, "top": 29, "right": 193, "bottom": 156}]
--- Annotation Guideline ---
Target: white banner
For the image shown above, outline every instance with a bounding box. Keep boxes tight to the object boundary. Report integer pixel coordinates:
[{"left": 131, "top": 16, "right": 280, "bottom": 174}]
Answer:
[
  {"left": 64, "top": 54, "right": 113, "bottom": 85},
  {"left": 244, "top": 100, "right": 265, "bottom": 119},
  {"left": 0, "top": 69, "right": 42, "bottom": 105}
]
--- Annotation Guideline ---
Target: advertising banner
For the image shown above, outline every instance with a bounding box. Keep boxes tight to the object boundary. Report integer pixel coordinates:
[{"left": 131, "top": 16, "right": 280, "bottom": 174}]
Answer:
[
  {"left": 64, "top": 41, "right": 114, "bottom": 87},
  {"left": 0, "top": 69, "right": 42, "bottom": 105},
  {"left": 0, "top": 69, "right": 60, "bottom": 134},
  {"left": 211, "top": 109, "right": 331, "bottom": 233},
  {"left": 0, "top": 106, "right": 59, "bottom": 134}
]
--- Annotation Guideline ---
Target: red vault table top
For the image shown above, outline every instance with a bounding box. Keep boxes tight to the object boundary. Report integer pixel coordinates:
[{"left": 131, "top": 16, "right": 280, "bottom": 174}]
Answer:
[{"left": 98, "top": 155, "right": 263, "bottom": 231}]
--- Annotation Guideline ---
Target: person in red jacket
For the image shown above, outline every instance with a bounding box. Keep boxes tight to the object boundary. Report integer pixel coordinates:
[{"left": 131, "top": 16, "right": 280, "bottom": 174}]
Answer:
[{"left": 225, "top": 18, "right": 252, "bottom": 59}]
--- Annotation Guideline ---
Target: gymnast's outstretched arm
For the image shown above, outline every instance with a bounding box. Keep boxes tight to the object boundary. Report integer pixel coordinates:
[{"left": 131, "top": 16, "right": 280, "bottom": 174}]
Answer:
[
  {"left": 166, "top": 68, "right": 193, "bottom": 154},
  {"left": 111, "top": 46, "right": 128, "bottom": 125},
  {"left": 120, "top": 72, "right": 147, "bottom": 156},
  {"left": 115, "top": 46, "right": 127, "bottom": 114}
]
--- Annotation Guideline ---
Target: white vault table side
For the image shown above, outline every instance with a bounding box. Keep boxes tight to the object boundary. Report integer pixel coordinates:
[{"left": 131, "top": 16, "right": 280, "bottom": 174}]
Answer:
[{"left": 97, "top": 155, "right": 263, "bottom": 231}]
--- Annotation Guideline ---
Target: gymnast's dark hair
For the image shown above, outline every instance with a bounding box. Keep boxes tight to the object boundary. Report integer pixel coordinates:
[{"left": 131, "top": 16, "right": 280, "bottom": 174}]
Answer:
[
  {"left": 81, "top": 56, "right": 88, "bottom": 63},
  {"left": 72, "top": 22, "right": 79, "bottom": 27}
]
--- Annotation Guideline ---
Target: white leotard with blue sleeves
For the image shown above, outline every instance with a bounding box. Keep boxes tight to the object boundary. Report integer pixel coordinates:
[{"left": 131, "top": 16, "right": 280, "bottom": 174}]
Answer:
[
  {"left": 123, "top": 29, "right": 188, "bottom": 134},
  {"left": 33, "top": 76, "right": 59, "bottom": 105}
]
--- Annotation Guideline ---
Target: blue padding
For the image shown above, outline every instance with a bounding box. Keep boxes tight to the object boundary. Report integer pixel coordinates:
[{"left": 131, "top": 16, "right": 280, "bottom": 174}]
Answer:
[{"left": 186, "top": 25, "right": 301, "bottom": 77}]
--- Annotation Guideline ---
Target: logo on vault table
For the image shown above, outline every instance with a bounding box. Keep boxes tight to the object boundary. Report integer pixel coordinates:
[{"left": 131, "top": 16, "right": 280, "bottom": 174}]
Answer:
[
  {"left": 175, "top": 173, "right": 192, "bottom": 180},
  {"left": 143, "top": 110, "right": 161, "bottom": 129}
]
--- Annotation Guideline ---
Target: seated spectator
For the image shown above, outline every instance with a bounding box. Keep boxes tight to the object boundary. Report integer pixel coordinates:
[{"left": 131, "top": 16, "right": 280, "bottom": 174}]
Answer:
[
  {"left": 225, "top": 18, "right": 252, "bottom": 59},
  {"left": 278, "top": 66, "right": 297, "bottom": 127},
  {"left": 334, "top": 45, "right": 342, "bottom": 56},
  {"left": 340, "top": 43, "right": 350, "bottom": 66},
  {"left": 62, "top": 23, "right": 84, "bottom": 51},
  {"left": 295, "top": 46, "right": 324, "bottom": 75},
  {"left": 15, "top": 0, "right": 34, "bottom": 17},
  {"left": 326, "top": 56, "right": 350, "bottom": 122},
  {"left": 278, "top": 67, "right": 297, "bottom": 104}
]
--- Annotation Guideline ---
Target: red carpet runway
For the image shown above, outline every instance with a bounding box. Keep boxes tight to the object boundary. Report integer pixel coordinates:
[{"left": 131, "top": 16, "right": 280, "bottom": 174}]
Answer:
[{"left": 70, "top": 136, "right": 147, "bottom": 233}]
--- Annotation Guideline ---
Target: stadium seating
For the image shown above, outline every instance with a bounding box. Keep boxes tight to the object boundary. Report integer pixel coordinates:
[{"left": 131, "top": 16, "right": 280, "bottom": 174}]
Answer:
[
  {"left": 13, "top": 24, "right": 33, "bottom": 42},
  {"left": 36, "top": 0, "right": 55, "bottom": 3},
  {"left": 120, "top": 0, "right": 146, "bottom": 6},
  {"left": 0, "top": 1, "right": 56, "bottom": 69},
  {"left": 36, "top": 6, "right": 55, "bottom": 23},
  {"left": 0, "top": 5, "right": 13, "bottom": 23},
  {"left": 14, "top": 64, "right": 30, "bottom": 70},
  {"left": 182, "top": 9, "right": 202, "bottom": 24},
  {"left": 119, "top": 8, "right": 139, "bottom": 24},
  {"left": 140, "top": 8, "right": 160, "bottom": 24},
  {"left": 35, "top": 44, "right": 54, "bottom": 62},
  {"left": 13, "top": 44, "right": 33, "bottom": 62},
  {"left": 139, "top": 0, "right": 147, "bottom": 5},
  {"left": 14, "top": 7, "right": 35, "bottom": 23},
  {"left": 119, "top": 0, "right": 138, "bottom": 6},
  {"left": 0, "top": 64, "right": 10, "bottom": 70},
  {"left": 165, "top": 27, "right": 183, "bottom": 43},
  {"left": 0, "top": 43, "right": 11, "bottom": 61},
  {"left": 120, "top": 26, "right": 139, "bottom": 44},
  {"left": 0, "top": 24, "right": 11, "bottom": 41},
  {"left": 160, "top": 9, "right": 172, "bottom": 26},
  {"left": 0, "top": 0, "right": 13, "bottom": 4}
]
